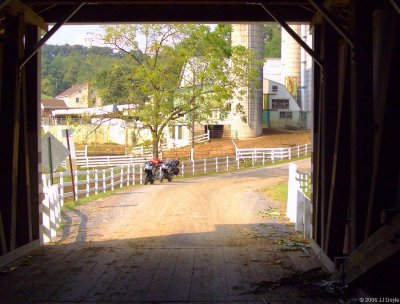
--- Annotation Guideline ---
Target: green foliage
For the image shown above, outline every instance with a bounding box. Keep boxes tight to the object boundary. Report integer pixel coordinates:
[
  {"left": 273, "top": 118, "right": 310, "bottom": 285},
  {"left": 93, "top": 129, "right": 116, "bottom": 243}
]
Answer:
[
  {"left": 41, "top": 44, "right": 123, "bottom": 97},
  {"left": 94, "top": 24, "right": 262, "bottom": 157},
  {"left": 263, "top": 24, "right": 281, "bottom": 58}
]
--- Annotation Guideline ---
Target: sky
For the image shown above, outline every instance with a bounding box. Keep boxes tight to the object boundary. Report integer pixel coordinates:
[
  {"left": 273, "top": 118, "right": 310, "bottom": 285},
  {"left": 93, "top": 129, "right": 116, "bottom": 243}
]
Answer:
[{"left": 46, "top": 25, "right": 103, "bottom": 46}]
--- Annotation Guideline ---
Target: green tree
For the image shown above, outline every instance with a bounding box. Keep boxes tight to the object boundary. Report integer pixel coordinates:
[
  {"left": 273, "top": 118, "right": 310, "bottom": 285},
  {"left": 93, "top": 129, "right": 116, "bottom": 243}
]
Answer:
[
  {"left": 94, "top": 24, "right": 261, "bottom": 158},
  {"left": 263, "top": 24, "right": 281, "bottom": 58},
  {"left": 41, "top": 44, "right": 123, "bottom": 97}
]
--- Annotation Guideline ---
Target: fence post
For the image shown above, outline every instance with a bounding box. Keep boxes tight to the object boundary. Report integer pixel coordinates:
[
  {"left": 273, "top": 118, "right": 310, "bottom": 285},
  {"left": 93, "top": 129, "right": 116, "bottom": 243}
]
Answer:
[
  {"left": 305, "top": 144, "right": 308, "bottom": 155},
  {"left": 289, "top": 147, "right": 292, "bottom": 160},
  {"left": 108, "top": 155, "right": 110, "bottom": 166},
  {"left": 133, "top": 165, "right": 136, "bottom": 185},
  {"left": 182, "top": 162, "right": 185, "bottom": 177},
  {"left": 139, "top": 165, "right": 143, "bottom": 184},
  {"left": 127, "top": 165, "right": 130, "bottom": 186},
  {"left": 192, "top": 160, "right": 195, "bottom": 175},
  {"left": 204, "top": 159, "right": 207, "bottom": 174},
  {"left": 86, "top": 170, "right": 90, "bottom": 197},
  {"left": 111, "top": 168, "right": 114, "bottom": 191},
  {"left": 215, "top": 157, "right": 218, "bottom": 172},
  {"left": 102, "top": 169, "right": 106, "bottom": 193},
  {"left": 86, "top": 156, "right": 89, "bottom": 168},
  {"left": 272, "top": 150, "right": 275, "bottom": 163},
  {"left": 226, "top": 156, "right": 229, "bottom": 171},
  {"left": 74, "top": 170, "right": 78, "bottom": 201},
  {"left": 237, "top": 159, "right": 240, "bottom": 170},
  {"left": 262, "top": 152, "right": 265, "bottom": 166},
  {"left": 95, "top": 169, "right": 98, "bottom": 195},
  {"left": 298, "top": 145, "right": 300, "bottom": 157},
  {"left": 120, "top": 166, "right": 123, "bottom": 188},
  {"left": 59, "top": 172, "right": 64, "bottom": 207},
  {"left": 252, "top": 154, "right": 255, "bottom": 167}
]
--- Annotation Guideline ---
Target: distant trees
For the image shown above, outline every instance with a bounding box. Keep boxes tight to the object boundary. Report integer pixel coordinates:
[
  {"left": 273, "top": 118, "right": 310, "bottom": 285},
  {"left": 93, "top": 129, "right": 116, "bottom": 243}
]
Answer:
[
  {"left": 41, "top": 44, "right": 123, "bottom": 97},
  {"left": 263, "top": 24, "right": 281, "bottom": 58}
]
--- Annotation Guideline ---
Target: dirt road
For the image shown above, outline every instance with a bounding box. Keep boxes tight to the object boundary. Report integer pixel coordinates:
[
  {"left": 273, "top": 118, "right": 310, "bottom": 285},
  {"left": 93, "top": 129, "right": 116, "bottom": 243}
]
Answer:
[{"left": 0, "top": 159, "right": 331, "bottom": 303}]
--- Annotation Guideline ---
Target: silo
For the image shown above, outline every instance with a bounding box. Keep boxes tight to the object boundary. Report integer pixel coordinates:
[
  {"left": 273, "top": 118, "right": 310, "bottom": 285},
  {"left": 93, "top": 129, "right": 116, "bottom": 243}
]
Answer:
[
  {"left": 281, "top": 24, "right": 301, "bottom": 104},
  {"left": 230, "top": 24, "right": 263, "bottom": 138}
]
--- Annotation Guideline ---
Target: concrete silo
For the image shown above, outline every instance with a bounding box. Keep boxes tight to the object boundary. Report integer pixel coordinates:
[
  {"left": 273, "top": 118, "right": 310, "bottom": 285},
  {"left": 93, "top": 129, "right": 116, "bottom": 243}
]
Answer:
[
  {"left": 230, "top": 24, "right": 264, "bottom": 138},
  {"left": 281, "top": 24, "right": 301, "bottom": 105}
]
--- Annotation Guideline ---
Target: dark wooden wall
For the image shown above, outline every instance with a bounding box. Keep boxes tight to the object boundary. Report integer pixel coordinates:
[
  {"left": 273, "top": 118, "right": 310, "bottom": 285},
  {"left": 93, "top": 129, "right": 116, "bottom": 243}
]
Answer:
[
  {"left": 0, "top": 0, "right": 399, "bottom": 295},
  {"left": 311, "top": 0, "right": 400, "bottom": 294},
  {"left": 0, "top": 11, "right": 42, "bottom": 264}
]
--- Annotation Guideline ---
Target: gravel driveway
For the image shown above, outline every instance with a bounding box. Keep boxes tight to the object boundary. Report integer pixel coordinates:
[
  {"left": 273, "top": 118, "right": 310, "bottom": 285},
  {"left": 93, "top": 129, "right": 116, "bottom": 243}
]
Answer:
[{"left": 0, "top": 159, "right": 335, "bottom": 303}]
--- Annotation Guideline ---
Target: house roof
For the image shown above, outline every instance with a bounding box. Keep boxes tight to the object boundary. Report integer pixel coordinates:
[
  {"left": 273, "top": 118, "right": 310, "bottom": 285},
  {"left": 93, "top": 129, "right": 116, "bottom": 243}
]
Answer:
[
  {"left": 56, "top": 83, "right": 86, "bottom": 98},
  {"left": 41, "top": 99, "right": 68, "bottom": 109}
]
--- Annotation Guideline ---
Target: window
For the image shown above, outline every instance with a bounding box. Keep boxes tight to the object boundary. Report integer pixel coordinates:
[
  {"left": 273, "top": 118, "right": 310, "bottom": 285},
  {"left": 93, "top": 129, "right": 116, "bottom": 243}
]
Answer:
[
  {"left": 271, "top": 99, "right": 289, "bottom": 109},
  {"left": 280, "top": 111, "right": 293, "bottom": 119},
  {"left": 211, "top": 110, "right": 220, "bottom": 120},
  {"left": 75, "top": 97, "right": 79, "bottom": 103},
  {"left": 272, "top": 85, "right": 278, "bottom": 92}
]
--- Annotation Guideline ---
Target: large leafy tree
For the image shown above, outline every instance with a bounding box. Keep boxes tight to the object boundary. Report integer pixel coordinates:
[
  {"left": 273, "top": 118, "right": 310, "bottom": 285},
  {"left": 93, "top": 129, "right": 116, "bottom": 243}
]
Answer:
[{"left": 94, "top": 24, "right": 262, "bottom": 158}]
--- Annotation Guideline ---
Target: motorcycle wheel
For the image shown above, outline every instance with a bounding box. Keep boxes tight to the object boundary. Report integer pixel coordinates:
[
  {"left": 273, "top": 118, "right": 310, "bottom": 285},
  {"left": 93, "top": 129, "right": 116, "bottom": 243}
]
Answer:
[
  {"left": 145, "top": 175, "right": 150, "bottom": 185},
  {"left": 160, "top": 174, "right": 164, "bottom": 183},
  {"left": 168, "top": 177, "right": 172, "bottom": 182}
]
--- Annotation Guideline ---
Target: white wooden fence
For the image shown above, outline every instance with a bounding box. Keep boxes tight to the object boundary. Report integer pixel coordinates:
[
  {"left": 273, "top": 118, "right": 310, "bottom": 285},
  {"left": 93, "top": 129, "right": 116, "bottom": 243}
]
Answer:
[
  {"left": 40, "top": 183, "right": 62, "bottom": 244},
  {"left": 73, "top": 142, "right": 311, "bottom": 169},
  {"left": 75, "top": 155, "right": 148, "bottom": 168},
  {"left": 234, "top": 143, "right": 311, "bottom": 162},
  {"left": 287, "top": 163, "right": 312, "bottom": 239}
]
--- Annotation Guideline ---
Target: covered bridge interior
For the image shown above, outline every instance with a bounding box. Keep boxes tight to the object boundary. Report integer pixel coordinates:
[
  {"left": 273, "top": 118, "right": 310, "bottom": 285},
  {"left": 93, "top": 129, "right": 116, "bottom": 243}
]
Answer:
[{"left": 0, "top": 0, "right": 399, "bottom": 296}]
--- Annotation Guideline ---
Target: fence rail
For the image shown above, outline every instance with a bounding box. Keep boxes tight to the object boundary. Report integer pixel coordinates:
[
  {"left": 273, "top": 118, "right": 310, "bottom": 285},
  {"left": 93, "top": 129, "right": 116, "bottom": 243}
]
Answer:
[
  {"left": 235, "top": 143, "right": 310, "bottom": 162},
  {"left": 72, "top": 142, "right": 311, "bottom": 169},
  {"left": 75, "top": 155, "right": 148, "bottom": 168}
]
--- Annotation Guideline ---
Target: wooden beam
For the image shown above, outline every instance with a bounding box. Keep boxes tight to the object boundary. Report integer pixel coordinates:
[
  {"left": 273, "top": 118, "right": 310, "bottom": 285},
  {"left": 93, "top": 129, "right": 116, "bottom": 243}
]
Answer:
[
  {"left": 339, "top": 212, "right": 400, "bottom": 284},
  {"left": 319, "top": 19, "right": 339, "bottom": 251},
  {"left": 20, "top": 3, "right": 83, "bottom": 69},
  {"left": 24, "top": 24, "right": 41, "bottom": 242},
  {"left": 258, "top": 3, "right": 324, "bottom": 68},
  {"left": 0, "top": 14, "right": 24, "bottom": 253},
  {"left": 309, "top": 0, "right": 354, "bottom": 48},
  {"left": 349, "top": 0, "right": 374, "bottom": 250},
  {"left": 311, "top": 21, "right": 322, "bottom": 244},
  {"left": 324, "top": 40, "right": 350, "bottom": 258},
  {"left": 2, "top": 0, "right": 47, "bottom": 31},
  {"left": 366, "top": 4, "right": 400, "bottom": 238}
]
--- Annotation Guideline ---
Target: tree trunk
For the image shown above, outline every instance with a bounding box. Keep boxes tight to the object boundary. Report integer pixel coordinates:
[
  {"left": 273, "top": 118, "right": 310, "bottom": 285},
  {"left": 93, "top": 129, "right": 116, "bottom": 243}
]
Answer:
[{"left": 152, "top": 136, "right": 159, "bottom": 159}]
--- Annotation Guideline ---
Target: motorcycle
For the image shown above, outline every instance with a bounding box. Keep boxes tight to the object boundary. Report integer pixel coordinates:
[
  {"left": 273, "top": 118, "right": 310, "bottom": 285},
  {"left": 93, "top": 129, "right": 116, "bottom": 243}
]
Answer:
[
  {"left": 160, "top": 160, "right": 180, "bottom": 182},
  {"left": 144, "top": 160, "right": 160, "bottom": 185}
]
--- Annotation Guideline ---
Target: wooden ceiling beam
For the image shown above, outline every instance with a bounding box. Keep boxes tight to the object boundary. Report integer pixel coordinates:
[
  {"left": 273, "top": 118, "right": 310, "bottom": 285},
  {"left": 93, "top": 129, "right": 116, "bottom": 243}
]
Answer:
[{"left": 2, "top": 0, "right": 47, "bottom": 31}]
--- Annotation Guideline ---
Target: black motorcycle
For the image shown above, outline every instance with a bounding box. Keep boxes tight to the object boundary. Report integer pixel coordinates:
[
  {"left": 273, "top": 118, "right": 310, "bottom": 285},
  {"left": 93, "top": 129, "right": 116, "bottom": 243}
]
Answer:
[
  {"left": 144, "top": 161, "right": 159, "bottom": 185},
  {"left": 160, "top": 160, "right": 180, "bottom": 182}
]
